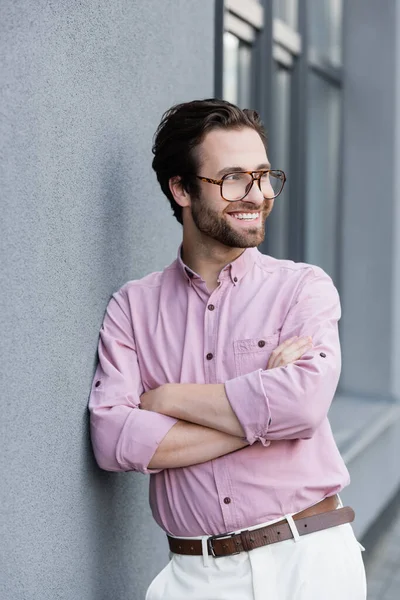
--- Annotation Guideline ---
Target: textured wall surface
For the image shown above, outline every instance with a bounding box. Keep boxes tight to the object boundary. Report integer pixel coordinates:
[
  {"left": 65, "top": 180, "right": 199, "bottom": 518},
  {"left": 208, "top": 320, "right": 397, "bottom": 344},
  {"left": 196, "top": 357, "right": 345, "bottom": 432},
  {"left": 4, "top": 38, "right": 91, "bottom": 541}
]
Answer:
[
  {"left": 335, "top": 0, "right": 400, "bottom": 542},
  {"left": 340, "top": 0, "right": 396, "bottom": 397},
  {"left": 0, "top": 2, "right": 214, "bottom": 599}
]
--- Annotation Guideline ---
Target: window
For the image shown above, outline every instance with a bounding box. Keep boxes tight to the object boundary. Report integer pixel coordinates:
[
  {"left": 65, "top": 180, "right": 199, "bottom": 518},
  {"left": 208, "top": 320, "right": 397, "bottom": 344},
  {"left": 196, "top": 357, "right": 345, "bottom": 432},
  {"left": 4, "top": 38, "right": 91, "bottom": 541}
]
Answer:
[
  {"left": 266, "top": 11, "right": 301, "bottom": 260},
  {"left": 223, "top": 31, "right": 253, "bottom": 108},
  {"left": 218, "top": 0, "right": 263, "bottom": 108},
  {"left": 308, "top": 0, "right": 342, "bottom": 66},
  {"left": 217, "top": 0, "right": 343, "bottom": 280},
  {"left": 306, "top": 72, "right": 341, "bottom": 278},
  {"left": 305, "top": 0, "right": 343, "bottom": 280},
  {"left": 273, "top": 0, "right": 298, "bottom": 29}
]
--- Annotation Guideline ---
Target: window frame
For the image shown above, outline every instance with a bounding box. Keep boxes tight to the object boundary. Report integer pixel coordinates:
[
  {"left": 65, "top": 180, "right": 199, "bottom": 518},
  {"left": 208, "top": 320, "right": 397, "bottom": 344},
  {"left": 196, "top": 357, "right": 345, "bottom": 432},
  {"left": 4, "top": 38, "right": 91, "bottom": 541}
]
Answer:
[
  {"left": 303, "top": 0, "right": 344, "bottom": 284},
  {"left": 215, "top": 0, "right": 344, "bottom": 282}
]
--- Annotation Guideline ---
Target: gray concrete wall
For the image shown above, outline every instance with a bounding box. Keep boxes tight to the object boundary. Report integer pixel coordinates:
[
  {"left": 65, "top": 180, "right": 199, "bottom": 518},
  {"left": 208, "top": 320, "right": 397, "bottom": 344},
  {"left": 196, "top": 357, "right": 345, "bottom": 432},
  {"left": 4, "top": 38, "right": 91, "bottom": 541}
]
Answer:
[
  {"left": 393, "top": 0, "right": 400, "bottom": 399},
  {"left": 0, "top": 2, "right": 214, "bottom": 599},
  {"left": 336, "top": 0, "right": 400, "bottom": 539},
  {"left": 341, "top": 0, "right": 398, "bottom": 400}
]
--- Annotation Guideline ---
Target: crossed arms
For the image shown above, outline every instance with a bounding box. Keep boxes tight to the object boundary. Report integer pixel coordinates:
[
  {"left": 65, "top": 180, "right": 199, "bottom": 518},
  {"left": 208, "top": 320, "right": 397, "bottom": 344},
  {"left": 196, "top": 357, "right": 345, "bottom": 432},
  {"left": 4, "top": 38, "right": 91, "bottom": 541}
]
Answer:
[
  {"left": 88, "top": 268, "right": 341, "bottom": 473},
  {"left": 141, "top": 336, "right": 312, "bottom": 469}
]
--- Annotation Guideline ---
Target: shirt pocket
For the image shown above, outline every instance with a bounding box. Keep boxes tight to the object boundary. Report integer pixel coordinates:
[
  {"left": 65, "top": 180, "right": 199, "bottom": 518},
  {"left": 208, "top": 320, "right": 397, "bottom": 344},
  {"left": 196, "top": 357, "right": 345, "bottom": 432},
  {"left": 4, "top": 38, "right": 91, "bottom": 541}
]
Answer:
[{"left": 233, "top": 332, "right": 280, "bottom": 377}]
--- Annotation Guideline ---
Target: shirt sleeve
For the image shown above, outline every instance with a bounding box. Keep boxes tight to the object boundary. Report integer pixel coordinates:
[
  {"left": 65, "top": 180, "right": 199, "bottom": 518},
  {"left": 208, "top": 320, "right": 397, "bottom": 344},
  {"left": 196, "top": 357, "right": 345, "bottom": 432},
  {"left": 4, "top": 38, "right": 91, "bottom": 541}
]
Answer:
[
  {"left": 224, "top": 267, "right": 341, "bottom": 446},
  {"left": 88, "top": 286, "right": 178, "bottom": 473}
]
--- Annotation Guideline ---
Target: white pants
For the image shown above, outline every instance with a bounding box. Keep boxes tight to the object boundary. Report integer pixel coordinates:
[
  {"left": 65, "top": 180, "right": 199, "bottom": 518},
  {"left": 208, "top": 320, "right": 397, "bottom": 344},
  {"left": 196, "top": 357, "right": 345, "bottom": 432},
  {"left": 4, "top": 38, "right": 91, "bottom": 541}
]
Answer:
[{"left": 145, "top": 522, "right": 367, "bottom": 599}]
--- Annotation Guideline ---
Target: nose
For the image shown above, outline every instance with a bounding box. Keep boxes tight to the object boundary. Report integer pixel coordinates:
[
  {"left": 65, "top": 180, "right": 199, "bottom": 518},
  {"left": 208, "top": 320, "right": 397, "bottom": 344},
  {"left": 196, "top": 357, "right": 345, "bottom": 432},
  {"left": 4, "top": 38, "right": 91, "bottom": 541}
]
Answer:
[{"left": 242, "top": 178, "right": 264, "bottom": 206}]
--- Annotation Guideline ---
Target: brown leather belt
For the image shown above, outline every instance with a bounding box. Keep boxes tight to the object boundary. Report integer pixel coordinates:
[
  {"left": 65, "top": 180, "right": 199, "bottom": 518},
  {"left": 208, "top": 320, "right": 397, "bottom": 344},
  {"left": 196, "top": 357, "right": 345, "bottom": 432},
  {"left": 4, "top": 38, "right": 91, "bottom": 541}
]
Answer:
[{"left": 167, "top": 495, "right": 355, "bottom": 558}]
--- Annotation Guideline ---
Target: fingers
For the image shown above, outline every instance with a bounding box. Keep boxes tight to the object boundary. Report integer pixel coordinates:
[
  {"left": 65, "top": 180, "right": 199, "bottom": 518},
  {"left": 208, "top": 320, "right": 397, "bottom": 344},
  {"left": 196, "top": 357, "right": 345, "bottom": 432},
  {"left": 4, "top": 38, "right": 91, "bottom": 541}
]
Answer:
[
  {"left": 269, "top": 341, "right": 310, "bottom": 369},
  {"left": 279, "top": 337, "right": 313, "bottom": 367},
  {"left": 267, "top": 336, "right": 313, "bottom": 369},
  {"left": 267, "top": 338, "right": 310, "bottom": 369},
  {"left": 266, "top": 336, "right": 298, "bottom": 369},
  {"left": 278, "top": 339, "right": 312, "bottom": 366}
]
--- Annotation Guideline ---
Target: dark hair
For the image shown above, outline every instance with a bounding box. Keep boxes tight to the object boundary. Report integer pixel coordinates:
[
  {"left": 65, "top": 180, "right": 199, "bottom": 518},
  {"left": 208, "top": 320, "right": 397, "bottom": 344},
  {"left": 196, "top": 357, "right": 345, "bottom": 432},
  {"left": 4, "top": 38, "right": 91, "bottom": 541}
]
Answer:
[{"left": 151, "top": 98, "right": 267, "bottom": 224}]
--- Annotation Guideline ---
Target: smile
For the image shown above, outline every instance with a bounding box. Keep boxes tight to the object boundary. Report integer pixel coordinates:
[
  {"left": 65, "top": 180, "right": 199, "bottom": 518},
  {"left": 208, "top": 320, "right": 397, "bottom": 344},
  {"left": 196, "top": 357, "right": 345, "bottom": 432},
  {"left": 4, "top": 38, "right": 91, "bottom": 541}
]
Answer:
[{"left": 228, "top": 212, "right": 260, "bottom": 221}]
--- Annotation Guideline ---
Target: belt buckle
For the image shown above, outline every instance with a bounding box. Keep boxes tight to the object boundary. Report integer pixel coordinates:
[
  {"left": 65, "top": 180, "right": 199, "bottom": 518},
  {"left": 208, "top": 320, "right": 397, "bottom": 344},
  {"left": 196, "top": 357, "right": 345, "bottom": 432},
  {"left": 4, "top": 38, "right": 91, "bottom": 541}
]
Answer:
[{"left": 207, "top": 530, "right": 245, "bottom": 558}]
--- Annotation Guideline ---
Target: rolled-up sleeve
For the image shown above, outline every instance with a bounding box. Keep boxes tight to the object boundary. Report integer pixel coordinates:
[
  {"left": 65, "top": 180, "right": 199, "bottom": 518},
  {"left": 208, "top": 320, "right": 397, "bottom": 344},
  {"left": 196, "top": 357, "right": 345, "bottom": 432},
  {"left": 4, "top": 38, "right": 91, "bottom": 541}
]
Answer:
[
  {"left": 224, "top": 267, "right": 341, "bottom": 445},
  {"left": 88, "top": 286, "right": 177, "bottom": 473}
]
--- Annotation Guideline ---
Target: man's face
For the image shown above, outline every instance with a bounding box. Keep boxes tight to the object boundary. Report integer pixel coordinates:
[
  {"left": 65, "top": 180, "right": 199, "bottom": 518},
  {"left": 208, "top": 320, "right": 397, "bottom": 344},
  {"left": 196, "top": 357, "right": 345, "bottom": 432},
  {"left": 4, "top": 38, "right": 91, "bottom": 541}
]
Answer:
[{"left": 189, "top": 127, "right": 274, "bottom": 248}]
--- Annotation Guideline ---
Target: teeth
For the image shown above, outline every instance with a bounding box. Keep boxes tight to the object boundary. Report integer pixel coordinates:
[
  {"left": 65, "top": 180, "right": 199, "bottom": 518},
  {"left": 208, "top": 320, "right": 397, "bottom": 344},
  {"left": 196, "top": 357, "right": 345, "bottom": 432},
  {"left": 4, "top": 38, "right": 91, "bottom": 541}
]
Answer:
[{"left": 231, "top": 213, "right": 259, "bottom": 220}]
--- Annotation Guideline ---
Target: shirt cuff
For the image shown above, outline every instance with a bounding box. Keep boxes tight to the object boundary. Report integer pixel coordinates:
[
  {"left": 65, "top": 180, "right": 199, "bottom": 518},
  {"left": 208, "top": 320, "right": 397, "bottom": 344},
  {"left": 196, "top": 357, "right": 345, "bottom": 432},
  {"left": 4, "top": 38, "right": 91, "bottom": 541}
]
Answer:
[
  {"left": 116, "top": 408, "right": 178, "bottom": 474},
  {"left": 225, "top": 369, "right": 271, "bottom": 446}
]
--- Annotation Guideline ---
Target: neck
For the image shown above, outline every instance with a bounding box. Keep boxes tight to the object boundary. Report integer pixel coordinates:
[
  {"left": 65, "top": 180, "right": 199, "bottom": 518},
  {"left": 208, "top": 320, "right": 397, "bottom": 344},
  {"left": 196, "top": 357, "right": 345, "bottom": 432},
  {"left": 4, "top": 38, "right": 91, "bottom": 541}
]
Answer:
[{"left": 181, "top": 231, "right": 245, "bottom": 292}]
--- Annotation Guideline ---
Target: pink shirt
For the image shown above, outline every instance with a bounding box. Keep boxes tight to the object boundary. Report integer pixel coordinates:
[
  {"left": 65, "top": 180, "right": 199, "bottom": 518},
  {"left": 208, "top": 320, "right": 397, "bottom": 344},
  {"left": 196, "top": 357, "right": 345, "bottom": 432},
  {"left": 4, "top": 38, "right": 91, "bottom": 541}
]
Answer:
[{"left": 88, "top": 246, "right": 350, "bottom": 537}]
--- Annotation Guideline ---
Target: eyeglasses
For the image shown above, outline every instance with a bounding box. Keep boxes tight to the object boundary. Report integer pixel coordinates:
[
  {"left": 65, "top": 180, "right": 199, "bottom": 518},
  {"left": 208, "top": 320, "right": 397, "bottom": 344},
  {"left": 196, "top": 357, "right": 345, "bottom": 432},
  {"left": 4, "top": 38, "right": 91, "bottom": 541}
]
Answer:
[{"left": 196, "top": 169, "right": 286, "bottom": 202}]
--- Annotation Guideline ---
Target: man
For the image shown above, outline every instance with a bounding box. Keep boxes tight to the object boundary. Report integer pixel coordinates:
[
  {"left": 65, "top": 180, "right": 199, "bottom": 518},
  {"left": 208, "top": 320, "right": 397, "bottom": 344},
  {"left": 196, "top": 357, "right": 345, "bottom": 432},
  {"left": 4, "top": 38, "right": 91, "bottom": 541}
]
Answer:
[{"left": 88, "top": 99, "right": 367, "bottom": 599}]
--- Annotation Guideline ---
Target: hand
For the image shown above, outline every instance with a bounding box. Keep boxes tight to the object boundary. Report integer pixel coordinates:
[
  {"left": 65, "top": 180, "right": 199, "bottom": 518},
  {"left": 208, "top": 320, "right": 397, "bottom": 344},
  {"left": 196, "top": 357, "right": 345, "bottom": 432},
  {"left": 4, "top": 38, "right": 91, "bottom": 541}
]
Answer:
[{"left": 267, "top": 336, "right": 313, "bottom": 369}]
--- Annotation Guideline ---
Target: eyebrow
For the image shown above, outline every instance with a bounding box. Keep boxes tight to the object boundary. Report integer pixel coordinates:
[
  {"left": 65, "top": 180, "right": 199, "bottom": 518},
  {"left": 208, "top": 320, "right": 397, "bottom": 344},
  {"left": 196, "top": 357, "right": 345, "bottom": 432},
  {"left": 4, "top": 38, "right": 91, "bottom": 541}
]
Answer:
[{"left": 216, "top": 163, "right": 272, "bottom": 177}]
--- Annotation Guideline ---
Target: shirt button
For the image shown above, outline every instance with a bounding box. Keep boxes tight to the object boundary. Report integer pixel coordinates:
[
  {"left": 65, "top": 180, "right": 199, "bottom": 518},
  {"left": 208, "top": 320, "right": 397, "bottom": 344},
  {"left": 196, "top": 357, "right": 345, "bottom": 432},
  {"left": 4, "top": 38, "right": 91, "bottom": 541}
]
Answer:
[
  {"left": 95, "top": 380, "right": 101, "bottom": 387},
  {"left": 223, "top": 497, "right": 231, "bottom": 504},
  {"left": 206, "top": 353, "right": 214, "bottom": 360},
  {"left": 208, "top": 304, "right": 215, "bottom": 311},
  {"left": 233, "top": 277, "right": 238, "bottom": 282},
  {"left": 258, "top": 340, "right": 266, "bottom": 348},
  {"left": 320, "top": 352, "right": 327, "bottom": 358}
]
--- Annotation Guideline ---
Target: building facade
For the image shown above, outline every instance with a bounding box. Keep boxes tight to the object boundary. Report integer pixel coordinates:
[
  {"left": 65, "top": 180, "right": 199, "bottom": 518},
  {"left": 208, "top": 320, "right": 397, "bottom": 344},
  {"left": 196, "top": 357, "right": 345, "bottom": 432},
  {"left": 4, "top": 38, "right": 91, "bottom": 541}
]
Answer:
[
  {"left": 1, "top": 1, "right": 400, "bottom": 599},
  {"left": 218, "top": 0, "right": 400, "bottom": 541}
]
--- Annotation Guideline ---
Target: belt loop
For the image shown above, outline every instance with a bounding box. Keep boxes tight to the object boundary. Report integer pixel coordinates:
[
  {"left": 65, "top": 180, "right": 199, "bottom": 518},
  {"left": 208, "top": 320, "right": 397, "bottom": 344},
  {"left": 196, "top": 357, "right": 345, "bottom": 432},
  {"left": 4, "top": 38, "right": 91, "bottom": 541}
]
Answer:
[
  {"left": 201, "top": 536, "right": 211, "bottom": 568},
  {"left": 285, "top": 514, "right": 301, "bottom": 542}
]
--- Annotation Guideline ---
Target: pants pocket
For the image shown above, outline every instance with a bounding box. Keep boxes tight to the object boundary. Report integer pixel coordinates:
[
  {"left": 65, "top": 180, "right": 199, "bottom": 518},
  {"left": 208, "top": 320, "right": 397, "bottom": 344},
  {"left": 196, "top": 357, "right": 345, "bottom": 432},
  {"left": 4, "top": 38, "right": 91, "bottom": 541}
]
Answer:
[
  {"left": 145, "top": 560, "right": 172, "bottom": 600},
  {"left": 339, "top": 524, "right": 367, "bottom": 598}
]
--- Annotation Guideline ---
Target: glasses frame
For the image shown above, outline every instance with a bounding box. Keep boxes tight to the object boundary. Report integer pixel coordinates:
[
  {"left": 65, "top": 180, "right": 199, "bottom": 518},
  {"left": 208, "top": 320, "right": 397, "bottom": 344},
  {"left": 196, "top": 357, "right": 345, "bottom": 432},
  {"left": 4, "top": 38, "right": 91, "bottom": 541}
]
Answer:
[{"left": 196, "top": 169, "right": 286, "bottom": 202}]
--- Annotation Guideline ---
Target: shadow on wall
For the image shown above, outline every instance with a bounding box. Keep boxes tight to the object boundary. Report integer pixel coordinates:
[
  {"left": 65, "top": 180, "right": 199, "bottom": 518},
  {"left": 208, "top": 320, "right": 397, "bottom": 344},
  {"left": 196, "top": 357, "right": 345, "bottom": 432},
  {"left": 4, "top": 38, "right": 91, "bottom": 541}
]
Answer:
[
  {"left": 84, "top": 442, "right": 137, "bottom": 598},
  {"left": 83, "top": 413, "right": 163, "bottom": 600},
  {"left": 83, "top": 139, "right": 137, "bottom": 598},
  {"left": 97, "top": 133, "right": 136, "bottom": 288},
  {"left": 79, "top": 140, "right": 166, "bottom": 600}
]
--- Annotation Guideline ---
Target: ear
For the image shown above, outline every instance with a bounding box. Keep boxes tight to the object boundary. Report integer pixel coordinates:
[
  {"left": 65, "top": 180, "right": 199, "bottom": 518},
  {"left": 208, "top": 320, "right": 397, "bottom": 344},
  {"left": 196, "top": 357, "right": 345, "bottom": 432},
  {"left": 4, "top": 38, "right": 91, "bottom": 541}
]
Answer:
[{"left": 169, "top": 176, "right": 191, "bottom": 209}]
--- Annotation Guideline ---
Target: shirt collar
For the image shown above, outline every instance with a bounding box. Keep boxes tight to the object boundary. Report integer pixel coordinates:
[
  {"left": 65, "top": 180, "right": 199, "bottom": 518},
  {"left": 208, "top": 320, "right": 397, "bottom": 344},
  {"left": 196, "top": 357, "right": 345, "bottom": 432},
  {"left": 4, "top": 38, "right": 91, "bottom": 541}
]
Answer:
[
  {"left": 177, "top": 244, "right": 199, "bottom": 283},
  {"left": 176, "top": 243, "right": 258, "bottom": 285}
]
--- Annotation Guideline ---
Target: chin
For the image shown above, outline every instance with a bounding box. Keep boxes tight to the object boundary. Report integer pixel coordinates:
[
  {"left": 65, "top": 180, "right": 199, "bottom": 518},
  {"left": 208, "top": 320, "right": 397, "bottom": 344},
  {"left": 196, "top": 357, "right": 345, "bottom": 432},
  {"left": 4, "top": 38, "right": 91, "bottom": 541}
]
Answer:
[{"left": 222, "top": 232, "right": 265, "bottom": 248}]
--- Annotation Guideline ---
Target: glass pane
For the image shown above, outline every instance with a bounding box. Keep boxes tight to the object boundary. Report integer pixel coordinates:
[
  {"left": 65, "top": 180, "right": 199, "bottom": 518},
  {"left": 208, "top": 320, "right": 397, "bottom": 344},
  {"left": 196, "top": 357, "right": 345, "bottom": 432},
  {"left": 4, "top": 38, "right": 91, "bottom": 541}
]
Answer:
[
  {"left": 223, "top": 32, "right": 239, "bottom": 105},
  {"left": 265, "top": 65, "right": 291, "bottom": 259},
  {"left": 308, "top": 0, "right": 342, "bottom": 66},
  {"left": 223, "top": 32, "right": 253, "bottom": 108},
  {"left": 305, "top": 72, "right": 341, "bottom": 279},
  {"left": 274, "top": 0, "right": 298, "bottom": 29},
  {"left": 237, "top": 43, "right": 252, "bottom": 108}
]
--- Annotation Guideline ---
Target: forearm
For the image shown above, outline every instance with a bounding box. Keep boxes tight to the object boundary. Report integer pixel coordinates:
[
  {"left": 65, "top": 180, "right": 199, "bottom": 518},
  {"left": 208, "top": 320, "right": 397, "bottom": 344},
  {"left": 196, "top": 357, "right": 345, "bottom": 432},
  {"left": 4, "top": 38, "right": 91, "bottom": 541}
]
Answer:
[
  {"left": 148, "top": 419, "right": 248, "bottom": 469},
  {"left": 160, "top": 383, "right": 245, "bottom": 437},
  {"left": 225, "top": 357, "right": 340, "bottom": 444}
]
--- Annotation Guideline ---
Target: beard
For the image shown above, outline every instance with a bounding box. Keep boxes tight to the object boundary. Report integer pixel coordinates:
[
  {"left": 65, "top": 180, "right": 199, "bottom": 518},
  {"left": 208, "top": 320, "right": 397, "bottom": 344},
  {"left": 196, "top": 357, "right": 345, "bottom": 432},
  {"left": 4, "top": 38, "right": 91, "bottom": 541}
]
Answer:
[{"left": 190, "top": 193, "right": 272, "bottom": 248}]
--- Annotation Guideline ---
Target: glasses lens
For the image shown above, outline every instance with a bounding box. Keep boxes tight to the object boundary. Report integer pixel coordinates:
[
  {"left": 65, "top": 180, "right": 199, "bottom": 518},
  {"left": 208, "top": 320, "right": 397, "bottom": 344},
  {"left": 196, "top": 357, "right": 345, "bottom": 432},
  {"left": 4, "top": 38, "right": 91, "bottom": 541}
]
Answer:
[
  {"left": 260, "top": 171, "right": 285, "bottom": 199},
  {"left": 222, "top": 172, "right": 253, "bottom": 201}
]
